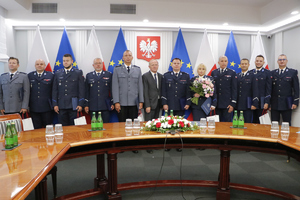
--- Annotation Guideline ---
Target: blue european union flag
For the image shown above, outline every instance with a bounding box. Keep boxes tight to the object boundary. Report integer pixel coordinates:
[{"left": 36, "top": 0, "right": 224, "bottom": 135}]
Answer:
[
  {"left": 54, "top": 27, "right": 77, "bottom": 72},
  {"left": 108, "top": 28, "right": 128, "bottom": 73},
  {"left": 225, "top": 31, "right": 241, "bottom": 73},
  {"left": 168, "top": 29, "right": 194, "bottom": 78}
]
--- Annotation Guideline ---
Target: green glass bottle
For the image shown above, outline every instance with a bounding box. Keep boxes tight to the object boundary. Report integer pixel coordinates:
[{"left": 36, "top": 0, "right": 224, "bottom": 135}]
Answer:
[
  {"left": 11, "top": 122, "right": 18, "bottom": 147},
  {"left": 238, "top": 111, "right": 244, "bottom": 128},
  {"left": 5, "top": 123, "right": 14, "bottom": 149},
  {"left": 232, "top": 110, "right": 238, "bottom": 128},
  {"left": 170, "top": 110, "right": 174, "bottom": 117},
  {"left": 98, "top": 112, "right": 103, "bottom": 130},
  {"left": 164, "top": 110, "right": 168, "bottom": 117},
  {"left": 91, "top": 112, "right": 97, "bottom": 131}
]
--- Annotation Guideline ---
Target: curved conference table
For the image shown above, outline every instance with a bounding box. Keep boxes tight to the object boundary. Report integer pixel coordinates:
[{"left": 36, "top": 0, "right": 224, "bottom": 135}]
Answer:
[{"left": 1, "top": 122, "right": 300, "bottom": 200}]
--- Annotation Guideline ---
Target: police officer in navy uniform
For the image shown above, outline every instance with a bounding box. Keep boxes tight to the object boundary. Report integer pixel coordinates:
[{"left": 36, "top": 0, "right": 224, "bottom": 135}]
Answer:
[
  {"left": 211, "top": 56, "right": 237, "bottom": 122},
  {"left": 270, "top": 54, "right": 299, "bottom": 125},
  {"left": 52, "top": 54, "right": 85, "bottom": 126},
  {"left": 28, "top": 59, "right": 54, "bottom": 129},
  {"left": 85, "top": 58, "right": 114, "bottom": 123},
  {"left": 236, "top": 58, "right": 259, "bottom": 123},
  {"left": 161, "top": 58, "right": 191, "bottom": 116},
  {"left": 250, "top": 55, "right": 272, "bottom": 123}
]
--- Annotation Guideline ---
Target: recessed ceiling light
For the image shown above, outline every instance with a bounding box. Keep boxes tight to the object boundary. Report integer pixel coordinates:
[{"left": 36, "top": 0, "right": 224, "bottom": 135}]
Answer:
[
  {"left": 223, "top": 23, "right": 228, "bottom": 26},
  {"left": 291, "top": 11, "right": 299, "bottom": 15},
  {"left": 143, "top": 19, "right": 149, "bottom": 23},
  {"left": 59, "top": 18, "right": 66, "bottom": 22}
]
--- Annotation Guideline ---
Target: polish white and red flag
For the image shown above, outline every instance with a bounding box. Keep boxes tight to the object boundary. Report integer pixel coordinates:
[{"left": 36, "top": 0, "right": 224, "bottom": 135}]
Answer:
[
  {"left": 194, "top": 30, "right": 217, "bottom": 76},
  {"left": 249, "top": 31, "right": 269, "bottom": 70},
  {"left": 26, "top": 26, "right": 52, "bottom": 73}
]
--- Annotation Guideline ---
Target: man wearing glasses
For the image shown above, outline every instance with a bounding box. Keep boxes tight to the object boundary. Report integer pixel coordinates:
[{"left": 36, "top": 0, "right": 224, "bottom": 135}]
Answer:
[{"left": 270, "top": 54, "right": 299, "bottom": 125}]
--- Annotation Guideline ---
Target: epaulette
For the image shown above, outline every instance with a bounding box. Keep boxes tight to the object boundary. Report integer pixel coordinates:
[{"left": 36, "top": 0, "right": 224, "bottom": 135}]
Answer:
[
  {"left": 115, "top": 65, "right": 122, "bottom": 68},
  {"left": 1, "top": 72, "right": 8, "bottom": 76},
  {"left": 19, "top": 72, "right": 27, "bottom": 75},
  {"left": 132, "top": 65, "right": 140, "bottom": 68},
  {"left": 181, "top": 71, "right": 188, "bottom": 75}
]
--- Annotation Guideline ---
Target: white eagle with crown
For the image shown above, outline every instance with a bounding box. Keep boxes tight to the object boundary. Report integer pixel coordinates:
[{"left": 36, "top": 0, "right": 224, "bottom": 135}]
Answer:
[{"left": 139, "top": 38, "right": 158, "bottom": 59}]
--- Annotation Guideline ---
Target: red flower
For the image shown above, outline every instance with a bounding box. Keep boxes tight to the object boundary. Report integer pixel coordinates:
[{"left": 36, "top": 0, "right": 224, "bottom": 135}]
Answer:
[
  {"left": 156, "top": 122, "right": 161, "bottom": 128},
  {"left": 179, "top": 121, "right": 184, "bottom": 128},
  {"left": 187, "top": 123, "right": 190, "bottom": 127},
  {"left": 168, "top": 119, "right": 174, "bottom": 125}
]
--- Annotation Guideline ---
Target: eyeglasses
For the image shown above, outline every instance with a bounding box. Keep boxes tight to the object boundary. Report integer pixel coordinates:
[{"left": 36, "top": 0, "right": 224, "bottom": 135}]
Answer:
[{"left": 278, "top": 59, "right": 287, "bottom": 61}]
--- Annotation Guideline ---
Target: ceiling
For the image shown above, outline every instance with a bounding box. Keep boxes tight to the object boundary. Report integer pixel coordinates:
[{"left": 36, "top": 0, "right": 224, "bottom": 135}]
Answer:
[{"left": 1, "top": 0, "right": 300, "bottom": 33}]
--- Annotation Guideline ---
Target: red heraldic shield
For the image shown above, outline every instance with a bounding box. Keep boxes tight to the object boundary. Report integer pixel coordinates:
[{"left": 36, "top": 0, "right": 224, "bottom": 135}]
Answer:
[{"left": 137, "top": 36, "right": 161, "bottom": 62}]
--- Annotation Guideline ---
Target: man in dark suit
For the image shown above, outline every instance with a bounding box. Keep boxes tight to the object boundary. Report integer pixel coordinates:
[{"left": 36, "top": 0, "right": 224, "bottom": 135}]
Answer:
[
  {"left": 28, "top": 59, "right": 54, "bottom": 129},
  {"left": 85, "top": 58, "right": 113, "bottom": 123},
  {"left": 270, "top": 54, "right": 299, "bottom": 125},
  {"left": 0, "top": 57, "right": 30, "bottom": 115},
  {"left": 52, "top": 54, "right": 85, "bottom": 126},
  {"left": 250, "top": 55, "right": 272, "bottom": 123},
  {"left": 161, "top": 58, "right": 191, "bottom": 116},
  {"left": 211, "top": 56, "right": 237, "bottom": 122},
  {"left": 142, "top": 59, "right": 162, "bottom": 121}
]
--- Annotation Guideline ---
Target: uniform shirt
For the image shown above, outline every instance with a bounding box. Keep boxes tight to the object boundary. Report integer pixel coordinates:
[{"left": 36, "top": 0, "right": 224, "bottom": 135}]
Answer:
[
  {"left": 0, "top": 71, "right": 30, "bottom": 113},
  {"left": 85, "top": 70, "right": 112, "bottom": 111},
  {"left": 161, "top": 71, "right": 191, "bottom": 110},
  {"left": 28, "top": 71, "right": 54, "bottom": 113},
  {"left": 52, "top": 68, "right": 85, "bottom": 109},
  {"left": 270, "top": 67, "right": 299, "bottom": 110},
  {"left": 250, "top": 68, "right": 272, "bottom": 109},
  {"left": 211, "top": 67, "right": 237, "bottom": 109}
]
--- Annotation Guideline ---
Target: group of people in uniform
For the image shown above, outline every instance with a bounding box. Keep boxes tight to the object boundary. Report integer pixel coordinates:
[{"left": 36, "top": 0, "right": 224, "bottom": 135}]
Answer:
[{"left": 0, "top": 51, "right": 298, "bottom": 132}]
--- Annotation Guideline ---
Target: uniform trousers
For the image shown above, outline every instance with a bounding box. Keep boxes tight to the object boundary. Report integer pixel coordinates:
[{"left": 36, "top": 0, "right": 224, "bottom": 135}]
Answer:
[
  {"left": 271, "top": 109, "right": 292, "bottom": 126},
  {"left": 253, "top": 109, "right": 264, "bottom": 123},
  {"left": 58, "top": 109, "right": 77, "bottom": 126},
  {"left": 192, "top": 108, "right": 207, "bottom": 121},
  {"left": 30, "top": 111, "right": 53, "bottom": 129},
  {"left": 89, "top": 110, "right": 110, "bottom": 123},
  {"left": 144, "top": 100, "right": 161, "bottom": 121},
  {"left": 118, "top": 106, "right": 138, "bottom": 122},
  {"left": 216, "top": 108, "right": 232, "bottom": 122}
]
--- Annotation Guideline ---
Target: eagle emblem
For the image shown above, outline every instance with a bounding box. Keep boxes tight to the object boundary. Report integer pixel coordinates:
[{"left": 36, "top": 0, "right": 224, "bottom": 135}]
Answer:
[{"left": 137, "top": 36, "right": 161, "bottom": 62}]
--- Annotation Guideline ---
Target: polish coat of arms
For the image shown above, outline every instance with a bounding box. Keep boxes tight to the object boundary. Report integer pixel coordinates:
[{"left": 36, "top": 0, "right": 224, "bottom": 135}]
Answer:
[{"left": 137, "top": 36, "right": 161, "bottom": 62}]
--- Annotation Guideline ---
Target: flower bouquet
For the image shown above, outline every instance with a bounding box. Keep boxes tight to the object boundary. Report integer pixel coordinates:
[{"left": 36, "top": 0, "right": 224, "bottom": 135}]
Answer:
[
  {"left": 190, "top": 77, "right": 214, "bottom": 105},
  {"left": 142, "top": 115, "right": 199, "bottom": 133}
]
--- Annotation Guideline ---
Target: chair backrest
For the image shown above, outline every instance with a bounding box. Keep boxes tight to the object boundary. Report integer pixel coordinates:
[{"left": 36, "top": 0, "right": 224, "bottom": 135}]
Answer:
[{"left": 0, "top": 114, "right": 23, "bottom": 135}]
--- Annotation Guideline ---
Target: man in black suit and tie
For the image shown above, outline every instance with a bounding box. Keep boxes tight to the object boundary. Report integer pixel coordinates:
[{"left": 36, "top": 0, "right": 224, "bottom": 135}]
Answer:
[
  {"left": 271, "top": 54, "right": 299, "bottom": 125},
  {"left": 142, "top": 59, "right": 162, "bottom": 121}
]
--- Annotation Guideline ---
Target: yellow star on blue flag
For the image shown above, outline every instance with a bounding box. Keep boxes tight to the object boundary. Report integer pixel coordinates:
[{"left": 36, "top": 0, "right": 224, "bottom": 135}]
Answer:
[{"left": 225, "top": 31, "right": 241, "bottom": 73}]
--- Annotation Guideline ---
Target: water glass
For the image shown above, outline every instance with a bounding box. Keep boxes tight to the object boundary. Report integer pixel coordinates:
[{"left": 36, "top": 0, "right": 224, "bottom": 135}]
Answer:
[
  {"left": 200, "top": 118, "right": 207, "bottom": 129},
  {"left": 45, "top": 125, "right": 54, "bottom": 135},
  {"left": 133, "top": 118, "right": 140, "bottom": 129},
  {"left": 55, "top": 133, "right": 63, "bottom": 144},
  {"left": 45, "top": 135, "right": 55, "bottom": 145},
  {"left": 271, "top": 121, "right": 279, "bottom": 131},
  {"left": 125, "top": 129, "right": 132, "bottom": 136},
  {"left": 207, "top": 118, "right": 215, "bottom": 129},
  {"left": 55, "top": 124, "right": 63, "bottom": 133},
  {"left": 125, "top": 119, "right": 132, "bottom": 129},
  {"left": 133, "top": 129, "right": 140, "bottom": 135},
  {"left": 281, "top": 122, "right": 290, "bottom": 132}
]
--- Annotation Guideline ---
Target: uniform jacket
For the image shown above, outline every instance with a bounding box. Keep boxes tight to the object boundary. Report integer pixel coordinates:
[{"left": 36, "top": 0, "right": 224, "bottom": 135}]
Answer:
[
  {"left": 112, "top": 64, "right": 144, "bottom": 106},
  {"left": 0, "top": 71, "right": 30, "bottom": 113},
  {"left": 190, "top": 75, "right": 217, "bottom": 109},
  {"left": 211, "top": 68, "right": 237, "bottom": 109},
  {"left": 271, "top": 67, "right": 299, "bottom": 110},
  {"left": 85, "top": 70, "right": 112, "bottom": 111},
  {"left": 236, "top": 71, "right": 259, "bottom": 110},
  {"left": 250, "top": 68, "right": 272, "bottom": 108},
  {"left": 28, "top": 71, "right": 54, "bottom": 113},
  {"left": 52, "top": 68, "right": 85, "bottom": 109},
  {"left": 142, "top": 71, "right": 162, "bottom": 109},
  {"left": 161, "top": 71, "right": 191, "bottom": 110}
]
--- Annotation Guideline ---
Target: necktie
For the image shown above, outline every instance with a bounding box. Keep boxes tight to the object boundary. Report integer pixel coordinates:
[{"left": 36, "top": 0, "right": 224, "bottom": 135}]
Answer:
[
  {"left": 154, "top": 73, "right": 157, "bottom": 88},
  {"left": 175, "top": 73, "right": 178, "bottom": 77},
  {"left": 38, "top": 74, "right": 41, "bottom": 78},
  {"left": 127, "top": 66, "right": 130, "bottom": 73},
  {"left": 66, "top": 70, "right": 69, "bottom": 74},
  {"left": 10, "top": 74, "right": 13, "bottom": 80},
  {"left": 281, "top": 69, "right": 284, "bottom": 74},
  {"left": 97, "top": 73, "right": 100, "bottom": 77}
]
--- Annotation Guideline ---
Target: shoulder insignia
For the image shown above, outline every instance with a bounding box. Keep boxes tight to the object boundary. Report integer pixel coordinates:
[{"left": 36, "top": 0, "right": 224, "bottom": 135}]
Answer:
[{"left": 1, "top": 72, "right": 8, "bottom": 76}]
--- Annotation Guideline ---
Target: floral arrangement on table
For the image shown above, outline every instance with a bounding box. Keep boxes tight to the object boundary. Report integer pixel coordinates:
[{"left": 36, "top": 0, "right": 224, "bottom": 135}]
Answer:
[
  {"left": 190, "top": 77, "right": 214, "bottom": 105},
  {"left": 142, "top": 115, "right": 199, "bottom": 133}
]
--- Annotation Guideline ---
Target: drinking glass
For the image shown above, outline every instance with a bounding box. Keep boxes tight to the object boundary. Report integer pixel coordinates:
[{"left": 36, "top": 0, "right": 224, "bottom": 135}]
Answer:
[
  {"left": 125, "top": 129, "right": 132, "bottom": 136},
  {"left": 45, "top": 125, "right": 54, "bottom": 135},
  {"left": 55, "top": 133, "right": 64, "bottom": 144},
  {"left": 133, "top": 118, "right": 140, "bottom": 129},
  {"left": 281, "top": 122, "right": 290, "bottom": 141},
  {"left": 55, "top": 124, "right": 63, "bottom": 134},
  {"left": 125, "top": 119, "right": 132, "bottom": 129},
  {"left": 200, "top": 118, "right": 207, "bottom": 129},
  {"left": 270, "top": 121, "right": 279, "bottom": 138},
  {"left": 207, "top": 118, "right": 215, "bottom": 129}
]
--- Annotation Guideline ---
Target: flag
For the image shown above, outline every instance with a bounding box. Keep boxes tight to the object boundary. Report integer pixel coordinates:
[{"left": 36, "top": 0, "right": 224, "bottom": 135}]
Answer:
[
  {"left": 26, "top": 26, "right": 52, "bottom": 73},
  {"left": 249, "top": 32, "right": 269, "bottom": 70},
  {"left": 81, "top": 26, "right": 106, "bottom": 76},
  {"left": 54, "top": 27, "right": 77, "bottom": 72},
  {"left": 108, "top": 28, "right": 128, "bottom": 122},
  {"left": 108, "top": 28, "right": 127, "bottom": 73},
  {"left": 225, "top": 31, "right": 241, "bottom": 73},
  {"left": 168, "top": 28, "right": 193, "bottom": 120},
  {"left": 194, "top": 30, "right": 217, "bottom": 76}
]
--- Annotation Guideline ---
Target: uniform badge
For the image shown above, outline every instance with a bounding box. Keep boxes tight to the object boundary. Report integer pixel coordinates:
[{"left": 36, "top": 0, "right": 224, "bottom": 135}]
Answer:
[{"left": 91, "top": 84, "right": 93, "bottom": 87}]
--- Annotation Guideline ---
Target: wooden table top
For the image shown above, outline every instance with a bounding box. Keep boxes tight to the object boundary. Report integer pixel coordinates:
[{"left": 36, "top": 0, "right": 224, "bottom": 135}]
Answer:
[{"left": 1, "top": 122, "right": 300, "bottom": 199}]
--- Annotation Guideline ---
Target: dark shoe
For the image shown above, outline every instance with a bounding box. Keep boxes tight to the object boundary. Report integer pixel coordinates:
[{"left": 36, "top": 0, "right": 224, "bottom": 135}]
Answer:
[
  {"left": 146, "top": 150, "right": 153, "bottom": 154},
  {"left": 176, "top": 148, "right": 182, "bottom": 152},
  {"left": 132, "top": 151, "right": 138, "bottom": 154},
  {"left": 164, "top": 149, "right": 171, "bottom": 152}
]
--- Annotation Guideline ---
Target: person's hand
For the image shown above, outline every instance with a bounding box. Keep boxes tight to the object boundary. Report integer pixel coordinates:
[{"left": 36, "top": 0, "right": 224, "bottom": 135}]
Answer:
[
  {"left": 292, "top": 104, "right": 297, "bottom": 109},
  {"left": 139, "top": 103, "right": 143, "bottom": 110},
  {"left": 194, "top": 93, "right": 200, "bottom": 98},
  {"left": 210, "top": 106, "right": 215, "bottom": 110},
  {"left": 54, "top": 106, "right": 59, "bottom": 114},
  {"left": 111, "top": 105, "right": 114, "bottom": 110},
  {"left": 76, "top": 106, "right": 82, "bottom": 112},
  {"left": 263, "top": 103, "right": 269, "bottom": 110},
  {"left": 184, "top": 105, "right": 189, "bottom": 110},
  {"left": 20, "top": 109, "right": 27, "bottom": 114},
  {"left": 115, "top": 103, "right": 121, "bottom": 113},
  {"left": 163, "top": 105, "right": 168, "bottom": 111},
  {"left": 146, "top": 107, "right": 151, "bottom": 113},
  {"left": 85, "top": 107, "right": 89, "bottom": 114},
  {"left": 0, "top": 109, "right": 5, "bottom": 115},
  {"left": 251, "top": 105, "right": 257, "bottom": 110},
  {"left": 227, "top": 105, "right": 234, "bottom": 113}
]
